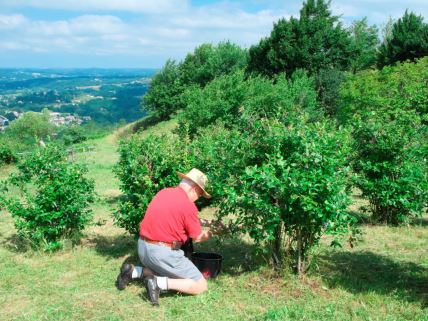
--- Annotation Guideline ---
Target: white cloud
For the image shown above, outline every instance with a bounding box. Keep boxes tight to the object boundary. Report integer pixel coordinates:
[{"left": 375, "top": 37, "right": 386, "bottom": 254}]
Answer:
[
  {"left": 1, "top": 0, "right": 189, "bottom": 14},
  {"left": 69, "top": 15, "right": 125, "bottom": 35},
  {"left": 0, "top": 7, "right": 290, "bottom": 59},
  {"left": 0, "top": 14, "right": 27, "bottom": 30},
  {"left": 0, "top": 41, "right": 29, "bottom": 50},
  {"left": 172, "top": 9, "right": 288, "bottom": 30},
  {"left": 1, "top": 1, "right": 427, "bottom": 67},
  {"left": 332, "top": 0, "right": 428, "bottom": 25}
]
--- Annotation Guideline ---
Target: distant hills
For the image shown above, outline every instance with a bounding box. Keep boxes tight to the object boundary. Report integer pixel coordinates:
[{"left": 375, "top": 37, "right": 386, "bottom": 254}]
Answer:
[{"left": 0, "top": 68, "right": 157, "bottom": 124}]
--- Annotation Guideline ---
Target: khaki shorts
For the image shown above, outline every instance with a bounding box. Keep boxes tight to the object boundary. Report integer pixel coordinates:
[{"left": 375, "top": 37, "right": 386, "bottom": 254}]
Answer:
[{"left": 137, "top": 238, "right": 203, "bottom": 281}]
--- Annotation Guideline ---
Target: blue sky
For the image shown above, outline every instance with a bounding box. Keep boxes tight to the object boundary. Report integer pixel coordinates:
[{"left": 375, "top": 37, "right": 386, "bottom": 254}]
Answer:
[{"left": 0, "top": 0, "right": 427, "bottom": 68}]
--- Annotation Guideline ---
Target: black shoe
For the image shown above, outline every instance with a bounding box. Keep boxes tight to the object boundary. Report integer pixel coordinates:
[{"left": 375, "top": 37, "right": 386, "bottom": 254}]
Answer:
[
  {"left": 144, "top": 275, "right": 161, "bottom": 306},
  {"left": 116, "top": 263, "right": 134, "bottom": 290}
]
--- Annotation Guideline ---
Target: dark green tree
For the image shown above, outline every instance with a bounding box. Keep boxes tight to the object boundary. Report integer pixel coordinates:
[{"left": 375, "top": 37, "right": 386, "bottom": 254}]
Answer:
[
  {"left": 378, "top": 11, "right": 428, "bottom": 68},
  {"left": 348, "top": 17, "right": 379, "bottom": 73},
  {"left": 142, "top": 59, "right": 184, "bottom": 121},
  {"left": 180, "top": 41, "right": 247, "bottom": 87},
  {"left": 143, "top": 42, "right": 247, "bottom": 121},
  {"left": 248, "top": 0, "right": 352, "bottom": 77}
]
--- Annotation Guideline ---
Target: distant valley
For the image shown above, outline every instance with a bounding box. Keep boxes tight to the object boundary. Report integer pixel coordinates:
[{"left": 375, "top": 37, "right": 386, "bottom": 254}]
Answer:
[{"left": 0, "top": 68, "right": 156, "bottom": 125}]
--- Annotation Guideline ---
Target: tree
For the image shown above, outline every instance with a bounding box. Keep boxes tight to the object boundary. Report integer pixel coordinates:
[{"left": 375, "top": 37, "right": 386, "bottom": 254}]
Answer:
[
  {"left": 142, "top": 59, "right": 184, "bottom": 121},
  {"left": 248, "top": 0, "right": 352, "bottom": 77},
  {"left": 348, "top": 18, "right": 379, "bottom": 73},
  {"left": 143, "top": 42, "right": 247, "bottom": 121},
  {"left": 5, "top": 109, "right": 56, "bottom": 148},
  {"left": 180, "top": 41, "right": 247, "bottom": 87},
  {"left": 378, "top": 11, "right": 428, "bottom": 68}
]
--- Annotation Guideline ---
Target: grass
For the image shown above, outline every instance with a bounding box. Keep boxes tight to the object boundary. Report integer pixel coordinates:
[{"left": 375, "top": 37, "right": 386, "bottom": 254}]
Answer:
[{"left": 0, "top": 120, "right": 427, "bottom": 321}]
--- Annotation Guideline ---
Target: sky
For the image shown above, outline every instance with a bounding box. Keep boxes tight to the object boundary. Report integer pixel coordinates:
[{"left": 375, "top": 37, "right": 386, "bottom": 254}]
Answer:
[{"left": 0, "top": 0, "right": 427, "bottom": 68}]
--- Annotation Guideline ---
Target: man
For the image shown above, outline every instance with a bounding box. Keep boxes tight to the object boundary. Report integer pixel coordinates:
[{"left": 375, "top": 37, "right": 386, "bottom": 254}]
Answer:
[{"left": 116, "top": 168, "right": 214, "bottom": 306}]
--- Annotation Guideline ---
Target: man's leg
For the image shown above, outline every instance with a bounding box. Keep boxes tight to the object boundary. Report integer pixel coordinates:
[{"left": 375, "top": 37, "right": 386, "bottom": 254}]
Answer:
[
  {"left": 131, "top": 266, "right": 155, "bottom": 279},
  {"left": 167, "top": 277, "right": 208, "bottom": 295},
  {"left": 116, "top": 264, "right": 154, "bottom": 290},
  {"left": 144, "top": 275, "right": 207, "bottom": 306}
]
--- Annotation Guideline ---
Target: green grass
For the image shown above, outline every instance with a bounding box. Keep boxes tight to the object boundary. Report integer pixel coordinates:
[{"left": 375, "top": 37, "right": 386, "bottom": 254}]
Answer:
[{"left": 0, "top": 120, "right": 427, "bottom": 321}]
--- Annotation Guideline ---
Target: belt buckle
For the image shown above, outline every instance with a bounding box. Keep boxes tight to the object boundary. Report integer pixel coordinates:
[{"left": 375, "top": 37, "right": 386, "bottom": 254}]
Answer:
[{"left": 171, "top": 240, "right": 180, "bottom": 250}]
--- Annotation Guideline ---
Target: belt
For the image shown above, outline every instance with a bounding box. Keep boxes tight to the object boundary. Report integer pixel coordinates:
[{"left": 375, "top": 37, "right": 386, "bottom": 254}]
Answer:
[{"left": 140, "top": 236, "right": 182, "bottom": 250}]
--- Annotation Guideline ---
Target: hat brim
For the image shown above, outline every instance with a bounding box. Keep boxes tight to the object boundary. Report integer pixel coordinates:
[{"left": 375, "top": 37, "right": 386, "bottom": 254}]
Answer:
[{"left": 177, "top": 172, "right": 211, "bottom": 199}]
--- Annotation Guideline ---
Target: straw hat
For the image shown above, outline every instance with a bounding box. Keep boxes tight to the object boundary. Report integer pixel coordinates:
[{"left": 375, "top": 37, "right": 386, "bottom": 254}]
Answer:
[{"left": 177, "top": 168, "right": 211, "bottom": 199}]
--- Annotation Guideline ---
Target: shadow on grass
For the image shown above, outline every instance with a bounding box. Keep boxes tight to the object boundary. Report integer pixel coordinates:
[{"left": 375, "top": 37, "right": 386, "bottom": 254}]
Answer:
[
  {"left": 411, "top": 216, "right": 428, "bottom": 227},
  {"left": 1, "top": 234, "right": 33, "bottom": 253},
  {"left": 193, "top": 236, "right": 265, "bottom": 276},
  {"left": 319, "top": 250, "right": 428, "bottom": 307},
  {"left": 91, "top": 232, "right": 264, "bottom": 277},
  {"left": 102, "top": 194, "right": 125, "bottom": 206},
  {"left": 347, "top": 210, "right": 371, "bottom": 225},
  {"left": 89, "top": 234, "right": 137, "bottom": 259}
]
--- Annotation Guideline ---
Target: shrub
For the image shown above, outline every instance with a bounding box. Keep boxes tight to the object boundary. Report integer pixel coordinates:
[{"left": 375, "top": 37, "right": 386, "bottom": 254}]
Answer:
[
  {"left": 0, "top": 145, "right": 17, "bottom": 165},
  {"left": 57, "top": 126, "right": 88, "bottom": 145},
  {"left": 338, "top": 57, "right": 428, "bottom": 124},
  {"left": 176, "top": 69, "right": 355, "bottom": 274},
  {"left": 119, "top": 66, "right": 355, "bottom": 274},
  {"left": 179, "top": 70, "right": 319, "bottom": 135},
  {"left": 315, "top": 68, "right": 345, "bottom": 116},
  {"left": 338, "top": 57, "right": 428, "bottom": 223},
  {"left": 113, "top": 133, "right": 194, "bottom": 235},
  {"left": 217, "top": 118, "right": 355, "bottom": 274},
  {"left": 352, "top": 110, "right": 428, "bottom": 224},
  {"left": 4, "top": 109, "right": 56, "bottom": 149},
  {"left": 0, "top": 145, "right": 96, "bottom": 250}
]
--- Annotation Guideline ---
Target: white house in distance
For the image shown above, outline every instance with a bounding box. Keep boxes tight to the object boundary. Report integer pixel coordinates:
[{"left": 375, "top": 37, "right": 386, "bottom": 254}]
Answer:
[
  {"left": 49, "top": 112, "right": 91, "bottom": 126},
  {"left": 0, "top": 115, "right": 9, "bottom": 131}
]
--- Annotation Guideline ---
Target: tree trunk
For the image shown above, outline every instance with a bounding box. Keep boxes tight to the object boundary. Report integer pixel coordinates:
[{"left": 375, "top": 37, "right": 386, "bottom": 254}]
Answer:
[
  {"left": 272, "top": 222, "right": 283, "bottom": 266},
  {"left": 297, "top": 228, "right": 303, "bottom": 276}
]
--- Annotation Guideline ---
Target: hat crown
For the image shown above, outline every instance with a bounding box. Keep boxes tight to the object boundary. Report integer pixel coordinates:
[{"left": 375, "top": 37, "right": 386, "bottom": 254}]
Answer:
[
  {"left": 186, "top": 168, "right": 208, "bottom": 189},
  {"left": 177, "top": 168, "right": 211, "bottom": 198}
]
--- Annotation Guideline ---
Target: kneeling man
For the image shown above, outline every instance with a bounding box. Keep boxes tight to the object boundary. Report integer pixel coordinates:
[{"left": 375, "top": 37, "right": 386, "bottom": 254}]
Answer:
[{"left": 117, "top": 168, "right": 213, "bottom": 305}]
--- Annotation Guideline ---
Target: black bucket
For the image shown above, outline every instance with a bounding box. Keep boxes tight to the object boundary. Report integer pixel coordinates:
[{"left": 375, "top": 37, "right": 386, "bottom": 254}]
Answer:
[{"left": 191, "top": 252, "right": 223, "bottom": 279}]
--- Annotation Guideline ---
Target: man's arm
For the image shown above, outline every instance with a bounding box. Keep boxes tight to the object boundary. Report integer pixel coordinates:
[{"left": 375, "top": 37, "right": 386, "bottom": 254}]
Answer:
[
  {"left": 193, "top": 230, "right": 213, "bottom": 243},
  {"left": 193, "top": 220, "right": 227, "bottom": 242}
]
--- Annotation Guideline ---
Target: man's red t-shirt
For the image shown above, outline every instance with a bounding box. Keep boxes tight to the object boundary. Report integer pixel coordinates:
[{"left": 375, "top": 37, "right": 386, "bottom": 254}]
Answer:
[{"left": 139, "top": 186, "right": 201, "bottom": 243}]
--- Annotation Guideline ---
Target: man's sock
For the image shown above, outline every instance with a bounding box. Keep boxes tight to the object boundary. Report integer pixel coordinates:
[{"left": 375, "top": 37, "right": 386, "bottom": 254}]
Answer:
[
  {"left": 132, "top": 266, "right": 143, "bottom": 279},
  {"left": 155, "top": 276, "right": 168, "bottom": 290}
]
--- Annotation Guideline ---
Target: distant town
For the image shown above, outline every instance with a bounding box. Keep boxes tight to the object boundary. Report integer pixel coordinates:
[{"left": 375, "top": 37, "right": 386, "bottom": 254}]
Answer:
[{"left": 0, "top": 110, "right": 92, "bottom": 131}]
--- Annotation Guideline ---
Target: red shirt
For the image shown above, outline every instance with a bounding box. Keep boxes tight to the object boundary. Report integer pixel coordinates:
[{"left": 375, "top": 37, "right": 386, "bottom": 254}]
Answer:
[{"left": 139, "top": 186, "right": 201, "bottom": 243}]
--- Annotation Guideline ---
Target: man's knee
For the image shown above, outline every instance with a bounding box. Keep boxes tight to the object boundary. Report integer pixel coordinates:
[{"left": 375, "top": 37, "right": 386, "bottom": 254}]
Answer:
[{"left": 193, "top": 277, "right": 208, "bottom": 295}]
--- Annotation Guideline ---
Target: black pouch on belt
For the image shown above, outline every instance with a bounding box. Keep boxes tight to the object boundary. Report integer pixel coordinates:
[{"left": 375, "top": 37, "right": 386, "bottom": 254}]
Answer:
[{"left": 180, "top": 238, "right": 194, "bottom": 257}]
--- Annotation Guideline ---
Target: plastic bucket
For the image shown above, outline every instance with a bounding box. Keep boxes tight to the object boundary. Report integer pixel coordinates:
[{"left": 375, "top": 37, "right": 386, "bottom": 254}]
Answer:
[{"left": 191, "top": 252, "right": 223, "bottom": 279}]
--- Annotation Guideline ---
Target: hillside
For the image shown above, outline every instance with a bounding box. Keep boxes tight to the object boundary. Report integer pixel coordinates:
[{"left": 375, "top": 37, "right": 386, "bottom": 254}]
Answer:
[{"left": 0, "top": 121, "right": 427, "bottom": 321}]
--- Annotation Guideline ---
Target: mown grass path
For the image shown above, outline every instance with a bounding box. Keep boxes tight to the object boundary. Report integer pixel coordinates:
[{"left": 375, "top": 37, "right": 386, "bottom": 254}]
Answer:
[{"left": 0, "top": 122, "right": 427, "bottom": 321}]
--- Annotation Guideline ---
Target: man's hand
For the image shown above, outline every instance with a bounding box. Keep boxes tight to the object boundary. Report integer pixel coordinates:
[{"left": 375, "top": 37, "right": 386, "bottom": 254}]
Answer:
[
  {"left": 209, "top": 220, "right": 227, "bottom": 236},
  {"left": 193, "top": 230, "right": 212, "bottom": 243}
]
